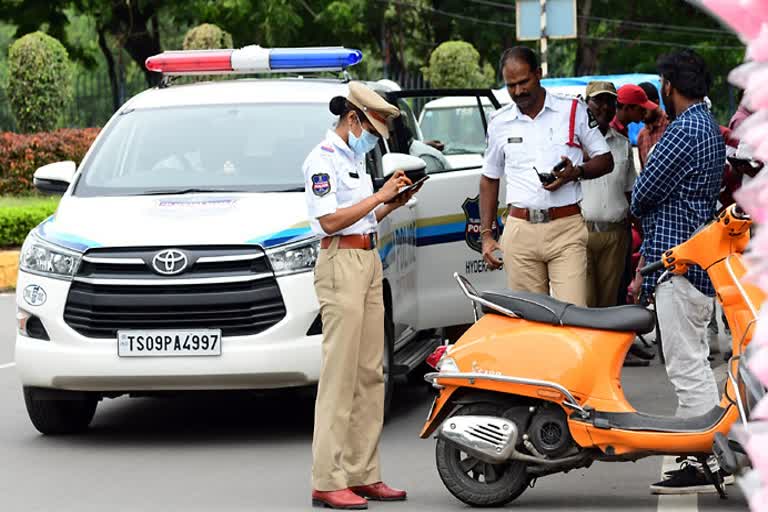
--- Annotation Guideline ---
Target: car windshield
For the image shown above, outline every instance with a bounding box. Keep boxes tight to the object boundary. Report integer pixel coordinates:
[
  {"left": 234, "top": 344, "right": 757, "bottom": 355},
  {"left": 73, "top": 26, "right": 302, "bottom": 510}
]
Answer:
[
  {"left": 419, "top": 105, "right": 493, "bottom": 156},
  {"left": 74, "top": 103, "right": 335, "bottom": 197}
]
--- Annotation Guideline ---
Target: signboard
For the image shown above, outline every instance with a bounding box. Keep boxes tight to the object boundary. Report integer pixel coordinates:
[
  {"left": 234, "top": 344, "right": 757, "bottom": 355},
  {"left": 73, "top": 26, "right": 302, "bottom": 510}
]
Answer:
[{"left": 516, "top": 0, "right": 578, "bottom": 41}]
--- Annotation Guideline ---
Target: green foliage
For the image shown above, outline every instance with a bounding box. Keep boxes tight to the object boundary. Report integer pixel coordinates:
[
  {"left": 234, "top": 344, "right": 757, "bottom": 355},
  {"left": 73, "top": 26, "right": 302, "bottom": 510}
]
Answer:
[
  {"left": 0, "top": 127, "right": 98, "bottom": 195},
  {"left": 422, "top": 40, "right": 494, "bottom": 89},
  {"left": 7, "top": 31, "right": 73, "bottom": 133},
  {"left": 0, "top": 197, "right": 58, "bottom": 247},
  {"left": 183, "top": 23, "right": 233, "bottom": 50}
]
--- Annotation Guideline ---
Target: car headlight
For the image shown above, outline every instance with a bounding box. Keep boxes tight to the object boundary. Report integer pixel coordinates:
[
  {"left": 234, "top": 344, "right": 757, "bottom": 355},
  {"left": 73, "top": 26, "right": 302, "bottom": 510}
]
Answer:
[
  {"left": 19, "top": 234, "right": 82, "bottom": 280},
  {"left": 266, "top": 237, "right": 321, "bottom": 276}
]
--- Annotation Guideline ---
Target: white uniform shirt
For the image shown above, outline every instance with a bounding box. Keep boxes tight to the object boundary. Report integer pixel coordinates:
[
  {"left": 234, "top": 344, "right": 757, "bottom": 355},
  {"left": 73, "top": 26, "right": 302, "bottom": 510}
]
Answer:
[
  {"left": 581, "top": 127, "right": 636, "bottom": 223},
  {"left": 302, "top": 130, "right": 377, "bottom": 237},
  {"left": 482, "top": 91, "right": 610, "bottom": 210}
]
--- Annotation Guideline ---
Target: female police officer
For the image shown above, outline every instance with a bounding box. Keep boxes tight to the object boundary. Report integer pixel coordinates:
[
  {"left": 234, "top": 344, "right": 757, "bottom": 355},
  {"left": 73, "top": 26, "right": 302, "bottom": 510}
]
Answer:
[{"left": 304, "top": 82, "right": 415, "bottom": 510}]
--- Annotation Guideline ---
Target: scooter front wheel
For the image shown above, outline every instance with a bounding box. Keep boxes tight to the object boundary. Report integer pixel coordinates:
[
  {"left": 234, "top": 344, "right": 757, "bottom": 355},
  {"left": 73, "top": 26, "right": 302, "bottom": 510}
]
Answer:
[{"left": 435, "top": 403, "right": 530, "bottom": 507}]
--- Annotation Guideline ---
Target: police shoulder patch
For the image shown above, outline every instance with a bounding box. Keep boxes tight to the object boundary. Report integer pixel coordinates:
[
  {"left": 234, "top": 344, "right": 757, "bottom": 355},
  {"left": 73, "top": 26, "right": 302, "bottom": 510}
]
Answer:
[
  {"left": 587, "top": 108, "right": 599, "bottom": 129},
  {"left": 311, "top": 173, "right": 331, "bottom": 197}
]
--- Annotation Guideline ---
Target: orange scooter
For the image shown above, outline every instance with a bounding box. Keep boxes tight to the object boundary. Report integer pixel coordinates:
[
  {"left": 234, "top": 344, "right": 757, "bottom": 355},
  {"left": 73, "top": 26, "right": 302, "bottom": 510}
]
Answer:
[{"left": 421, "top": 204, "right": 763, "bottom": 507}]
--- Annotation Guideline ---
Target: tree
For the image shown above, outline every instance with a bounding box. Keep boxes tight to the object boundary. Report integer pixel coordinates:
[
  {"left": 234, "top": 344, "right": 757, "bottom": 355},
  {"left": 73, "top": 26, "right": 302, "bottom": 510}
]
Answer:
[
  {"left": 422, "top": 40, "right": 494, "bottom": 88},
  {"left": 7, "top": 31, "right": 73, "bottom": 133}
]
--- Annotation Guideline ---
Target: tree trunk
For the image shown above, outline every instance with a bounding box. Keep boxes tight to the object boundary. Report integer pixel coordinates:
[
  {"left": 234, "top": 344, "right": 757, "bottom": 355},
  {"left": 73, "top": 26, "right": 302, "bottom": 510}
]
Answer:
[
  {"left": 97, "top": 28, "right": 121, "bottom": 112},
  {"left": 105, "top": 2, "right": 162, "bottom": 87},
  {"left": 575, "top": 0, "right": 597, "bottom": 75}
]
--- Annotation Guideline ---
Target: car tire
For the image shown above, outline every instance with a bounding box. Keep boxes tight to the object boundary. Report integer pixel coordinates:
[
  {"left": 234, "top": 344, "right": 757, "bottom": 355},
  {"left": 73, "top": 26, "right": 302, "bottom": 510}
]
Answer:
[
  {"left": 383, "top": 308, "right": 395, "bottom": 421},
  {"left": 23, "top": 387, "right": 98, "bottom": 435}
]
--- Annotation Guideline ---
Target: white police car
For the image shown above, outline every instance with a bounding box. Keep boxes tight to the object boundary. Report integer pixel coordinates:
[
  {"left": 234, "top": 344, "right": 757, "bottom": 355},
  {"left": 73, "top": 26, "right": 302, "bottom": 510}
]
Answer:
[{"left": 15, "top": 46, "right": 506, "bottom": 434}]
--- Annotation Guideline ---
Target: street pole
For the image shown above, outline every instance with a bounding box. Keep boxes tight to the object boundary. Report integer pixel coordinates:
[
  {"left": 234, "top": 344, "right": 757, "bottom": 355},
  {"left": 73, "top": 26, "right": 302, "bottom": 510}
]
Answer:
[{"left": 540, "top": 0, "right": 548, "bottom": 77}]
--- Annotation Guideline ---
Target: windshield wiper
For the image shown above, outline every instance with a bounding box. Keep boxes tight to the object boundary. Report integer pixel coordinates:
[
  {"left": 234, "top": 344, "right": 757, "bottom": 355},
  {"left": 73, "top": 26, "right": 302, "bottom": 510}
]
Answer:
[{"left": 142, "top": 188, "right": 239, "bottom": 196}]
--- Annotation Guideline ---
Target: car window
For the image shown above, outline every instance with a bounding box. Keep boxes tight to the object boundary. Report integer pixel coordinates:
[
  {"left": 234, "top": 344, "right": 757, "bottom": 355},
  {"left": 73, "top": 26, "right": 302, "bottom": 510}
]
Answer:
[
  {"left": 419, "top": 104, "right": 494, "bottom": 157},
  {"left": 75, "top": 103, "right": 334, "bottom": 197}
]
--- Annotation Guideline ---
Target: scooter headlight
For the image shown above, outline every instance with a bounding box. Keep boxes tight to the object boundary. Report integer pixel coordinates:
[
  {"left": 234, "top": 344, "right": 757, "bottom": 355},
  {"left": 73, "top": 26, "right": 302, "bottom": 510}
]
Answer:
[
  {"left": 19, "top": 233, "right": 82, "bottom": 280},
  {"left": 266, "top": 236, "right": 321, "bottom": 276}
]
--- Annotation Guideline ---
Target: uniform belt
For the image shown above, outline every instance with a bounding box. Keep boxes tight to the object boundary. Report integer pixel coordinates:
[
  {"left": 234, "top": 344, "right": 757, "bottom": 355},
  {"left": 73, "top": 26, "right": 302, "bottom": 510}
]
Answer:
[
  {"left": 586, "top": 220, "right": 627, "bottom": 233},
  {"left": 320, "top": 233, "right": 377, "bottom": 250},
  {"left": 507, "top": 204, "right": 581, "bottom": 224}
]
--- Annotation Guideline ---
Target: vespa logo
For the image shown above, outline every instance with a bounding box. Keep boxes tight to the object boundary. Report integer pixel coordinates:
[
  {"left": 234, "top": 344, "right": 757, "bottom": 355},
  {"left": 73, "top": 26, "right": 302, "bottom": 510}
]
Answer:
[
  {"left": 472, "top": 361, "right": 502, "bottom": 376},
  {"left": 151, "top": 249, "right": 188, "bottom": 276}
]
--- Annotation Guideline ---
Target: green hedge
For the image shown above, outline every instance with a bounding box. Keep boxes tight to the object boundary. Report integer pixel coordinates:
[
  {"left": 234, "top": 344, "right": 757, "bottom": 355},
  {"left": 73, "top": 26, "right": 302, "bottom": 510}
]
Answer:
[{"left": 0, "top": 197, "right": 58, "bottom": 248}]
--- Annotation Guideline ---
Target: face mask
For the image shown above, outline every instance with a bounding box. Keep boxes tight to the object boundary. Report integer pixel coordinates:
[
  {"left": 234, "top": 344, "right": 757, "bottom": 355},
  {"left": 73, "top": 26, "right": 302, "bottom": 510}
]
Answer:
[{"left": 348, "top": 115, "right": 379, "bottom": 156}]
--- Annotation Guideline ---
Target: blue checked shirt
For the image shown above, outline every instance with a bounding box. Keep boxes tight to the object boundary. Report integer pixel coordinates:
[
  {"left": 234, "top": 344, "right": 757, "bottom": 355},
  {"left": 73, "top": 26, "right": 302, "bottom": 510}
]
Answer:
[{"left": 630, "top": 103, "right": 725, "bottom": 298}]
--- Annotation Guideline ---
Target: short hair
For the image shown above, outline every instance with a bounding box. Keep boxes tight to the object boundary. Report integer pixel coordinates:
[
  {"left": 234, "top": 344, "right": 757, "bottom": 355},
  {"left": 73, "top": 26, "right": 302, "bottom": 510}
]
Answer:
[
  {"left": 656, "top": 49, "right": 712, "bottom": 99},
  {"left": 499, "top": 46, "right": 539, "bottom": 73},
  {"left": 638, "top": 82, "right": 659, "bottom": 104}
]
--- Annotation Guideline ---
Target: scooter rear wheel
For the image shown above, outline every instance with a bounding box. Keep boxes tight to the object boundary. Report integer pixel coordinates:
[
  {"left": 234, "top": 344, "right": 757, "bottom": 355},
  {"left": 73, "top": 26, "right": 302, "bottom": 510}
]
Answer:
[{"left": 435, "top": 403, "right": 530, "bottom": 507}]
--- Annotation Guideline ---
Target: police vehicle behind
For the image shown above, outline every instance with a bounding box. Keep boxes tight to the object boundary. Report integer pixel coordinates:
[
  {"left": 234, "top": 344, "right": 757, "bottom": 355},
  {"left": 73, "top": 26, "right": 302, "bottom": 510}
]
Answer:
[{"left": 15, "top": 46, "right": 506, "bottom": 434}]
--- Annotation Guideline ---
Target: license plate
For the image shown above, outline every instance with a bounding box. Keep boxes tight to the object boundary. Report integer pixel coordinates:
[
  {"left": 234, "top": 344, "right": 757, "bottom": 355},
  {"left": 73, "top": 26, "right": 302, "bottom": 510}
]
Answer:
[{"left": 117, "top": 330, "right": 222, "bottom": 357}]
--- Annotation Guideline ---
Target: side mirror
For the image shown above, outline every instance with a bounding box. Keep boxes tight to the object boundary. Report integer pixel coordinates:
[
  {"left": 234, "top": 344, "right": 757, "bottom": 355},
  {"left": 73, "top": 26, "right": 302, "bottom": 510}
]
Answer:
[
  {"left": 33, "top": 161, "right": 76, "bottom": 195},
  {"left": 382, "top": 152, "right": 427, "bottom": 177}
]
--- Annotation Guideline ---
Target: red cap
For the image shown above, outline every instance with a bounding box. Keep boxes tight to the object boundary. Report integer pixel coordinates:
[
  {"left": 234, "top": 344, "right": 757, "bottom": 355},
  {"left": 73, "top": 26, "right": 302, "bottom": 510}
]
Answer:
[{"left": 617, "top": 84, "right": 658, "bottom": 111}]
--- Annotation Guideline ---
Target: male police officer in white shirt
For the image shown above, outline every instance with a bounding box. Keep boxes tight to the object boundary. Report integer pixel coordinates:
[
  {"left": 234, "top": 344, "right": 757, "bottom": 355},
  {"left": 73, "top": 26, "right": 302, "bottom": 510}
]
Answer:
[
  {"left": 582, "top": 81, "right": 637, "bottom": 308},
  {"left": 480, "top": 47, "right": 613, "bottom": 306}
]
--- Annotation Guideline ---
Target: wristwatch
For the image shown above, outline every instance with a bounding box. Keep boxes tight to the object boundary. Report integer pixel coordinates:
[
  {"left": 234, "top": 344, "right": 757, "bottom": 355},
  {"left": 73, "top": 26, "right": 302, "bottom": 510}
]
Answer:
[{"left": 575, "top": 164, "right": 585, "bottom": 181}]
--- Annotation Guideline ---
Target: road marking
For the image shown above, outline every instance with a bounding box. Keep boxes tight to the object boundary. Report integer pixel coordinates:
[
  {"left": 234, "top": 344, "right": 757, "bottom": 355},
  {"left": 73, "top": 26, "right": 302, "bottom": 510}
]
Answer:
[
  {"left": 0, "top": 362, "right": 15, "bottom": 369},
  {"left": 657, "top": 456, "right": 698, "bottom": 512}
]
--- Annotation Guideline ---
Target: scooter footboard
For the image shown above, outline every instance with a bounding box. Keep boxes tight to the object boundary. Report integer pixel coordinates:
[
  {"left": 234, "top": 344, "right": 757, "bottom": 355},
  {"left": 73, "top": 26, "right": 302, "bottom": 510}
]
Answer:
[{"left": 568, "top": 404, "right": 739, "bottom": 456}]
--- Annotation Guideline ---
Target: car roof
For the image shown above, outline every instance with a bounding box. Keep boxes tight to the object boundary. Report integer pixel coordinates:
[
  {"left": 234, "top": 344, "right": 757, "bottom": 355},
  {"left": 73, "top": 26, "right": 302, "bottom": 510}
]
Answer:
[{"left": 121, "top": 78, "right": 396, "bottom": 111}]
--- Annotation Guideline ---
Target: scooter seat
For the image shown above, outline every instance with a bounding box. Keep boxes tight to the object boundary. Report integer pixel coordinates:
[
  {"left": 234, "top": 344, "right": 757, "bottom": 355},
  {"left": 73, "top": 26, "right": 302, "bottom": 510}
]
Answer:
[{"left": 479, "top": 290, "right": 656, "bottom": 334}]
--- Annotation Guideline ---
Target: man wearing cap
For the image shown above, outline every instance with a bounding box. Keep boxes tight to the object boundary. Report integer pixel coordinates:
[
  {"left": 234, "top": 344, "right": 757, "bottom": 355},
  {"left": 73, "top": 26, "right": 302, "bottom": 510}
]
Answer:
[
  {"left": 480, "top": 46, "right": 613, "bottom": 306},
  {"left": 582, "top": 81, "right": 637, "bottom": 308},
  {"left": 611, "top": 84, "right": 658, "bottom": 139},
  {"left": 304, "top": 81, "right": 414, "bottom": 509},
  {"left": 637, "top": 82, "right": 670, "bottom": 170}
]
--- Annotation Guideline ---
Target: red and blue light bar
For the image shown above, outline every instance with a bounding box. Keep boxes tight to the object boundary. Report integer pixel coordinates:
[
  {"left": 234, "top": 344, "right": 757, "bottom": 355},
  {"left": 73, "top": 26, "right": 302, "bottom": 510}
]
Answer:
[{"left": 145, "top": 45, "right": 363, "bottom": 75}]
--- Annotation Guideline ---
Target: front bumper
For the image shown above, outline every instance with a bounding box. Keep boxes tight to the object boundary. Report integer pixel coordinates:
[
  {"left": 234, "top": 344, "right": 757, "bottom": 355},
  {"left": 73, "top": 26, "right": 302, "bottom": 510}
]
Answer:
[{"left": 15, "top": 270, "right": 323, "bottom": 391}]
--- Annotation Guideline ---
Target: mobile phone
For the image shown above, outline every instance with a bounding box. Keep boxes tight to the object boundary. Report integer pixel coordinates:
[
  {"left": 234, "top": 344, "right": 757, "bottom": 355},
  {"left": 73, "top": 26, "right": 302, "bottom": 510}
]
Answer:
[{"left": 384, "top": 175, "right": 429, "bottom": 204}]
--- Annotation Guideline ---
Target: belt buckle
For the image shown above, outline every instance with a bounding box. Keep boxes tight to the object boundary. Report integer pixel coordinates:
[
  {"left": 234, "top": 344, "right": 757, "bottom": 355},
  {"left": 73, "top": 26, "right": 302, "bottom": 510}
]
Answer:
[
  {"left": 368, "top": 233, "right": 377, "bottom": 250},
  {"left": 528, "top": 208, "right": 550, "bottom": 224}
]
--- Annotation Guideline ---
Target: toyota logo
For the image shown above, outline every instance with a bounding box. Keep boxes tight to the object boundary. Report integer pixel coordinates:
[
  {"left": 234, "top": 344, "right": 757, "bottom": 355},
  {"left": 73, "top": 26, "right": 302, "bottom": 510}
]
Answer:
[{"left": 152, "top": 249, "right": 188, "bottom": 275}]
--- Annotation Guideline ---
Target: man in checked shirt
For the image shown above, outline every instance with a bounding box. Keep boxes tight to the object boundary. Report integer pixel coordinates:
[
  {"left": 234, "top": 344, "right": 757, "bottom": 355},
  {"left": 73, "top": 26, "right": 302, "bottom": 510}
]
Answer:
[{"left": 630, "top": 49, "right": 728, "bottom": 495}]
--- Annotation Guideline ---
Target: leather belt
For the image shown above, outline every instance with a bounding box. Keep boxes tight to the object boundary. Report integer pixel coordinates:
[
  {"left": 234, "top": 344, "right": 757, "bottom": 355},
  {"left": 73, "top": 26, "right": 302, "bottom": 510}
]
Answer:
[
  {"left": 507, "top": 204, "right": 581, "bottom": 224},
  {"left": 320, "top": 233, "right": 377, "bottom": 250}
]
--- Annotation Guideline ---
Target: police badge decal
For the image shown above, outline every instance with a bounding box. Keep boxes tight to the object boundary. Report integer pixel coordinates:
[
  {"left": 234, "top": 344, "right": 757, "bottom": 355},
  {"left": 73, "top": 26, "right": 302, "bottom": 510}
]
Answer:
[{"left": 462, "top": 195, "right": 499, "bottom": 253}]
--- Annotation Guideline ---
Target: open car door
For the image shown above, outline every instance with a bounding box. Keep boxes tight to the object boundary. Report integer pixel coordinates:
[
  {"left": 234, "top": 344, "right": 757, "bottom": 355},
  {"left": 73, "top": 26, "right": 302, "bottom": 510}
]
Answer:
[{"left": 385, "top": 88, "right": 508, "bottom": 332}]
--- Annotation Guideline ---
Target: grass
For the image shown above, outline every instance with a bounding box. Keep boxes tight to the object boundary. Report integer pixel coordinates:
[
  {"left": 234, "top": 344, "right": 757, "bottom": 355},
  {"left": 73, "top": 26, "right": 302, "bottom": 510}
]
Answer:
[{"left": 0, "top": 195, "right": 61, "bottom": 209}]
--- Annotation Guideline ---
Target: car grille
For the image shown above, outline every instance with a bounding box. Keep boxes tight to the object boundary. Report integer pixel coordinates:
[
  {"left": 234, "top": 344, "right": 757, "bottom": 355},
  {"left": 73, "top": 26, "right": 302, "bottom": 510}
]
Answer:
[{"left": 64, "top": 246, "right": 286, "bottom": 338}]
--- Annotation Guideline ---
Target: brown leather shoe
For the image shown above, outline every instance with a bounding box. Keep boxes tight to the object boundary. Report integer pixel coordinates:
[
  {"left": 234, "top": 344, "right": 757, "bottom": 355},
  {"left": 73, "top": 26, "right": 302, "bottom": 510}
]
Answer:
[
  {"left": 312, "top": 489, "right": 368, "bottom": 510},
  {"left": 349, "top": 482, "right": 407, "bottom": 501}
]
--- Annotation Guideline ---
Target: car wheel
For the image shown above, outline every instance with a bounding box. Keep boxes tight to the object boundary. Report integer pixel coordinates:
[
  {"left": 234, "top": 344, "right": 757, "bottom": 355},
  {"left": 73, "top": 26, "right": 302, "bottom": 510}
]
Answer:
[{"left": 23, "top": 387, "right": 98, "bottom": 435}]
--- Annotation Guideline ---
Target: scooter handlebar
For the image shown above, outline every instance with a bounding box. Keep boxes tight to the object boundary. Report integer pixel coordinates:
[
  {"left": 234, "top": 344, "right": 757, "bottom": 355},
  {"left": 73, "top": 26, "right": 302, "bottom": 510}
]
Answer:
[{"left": 639, "top": 259, "right": 665, "bottom": 277}]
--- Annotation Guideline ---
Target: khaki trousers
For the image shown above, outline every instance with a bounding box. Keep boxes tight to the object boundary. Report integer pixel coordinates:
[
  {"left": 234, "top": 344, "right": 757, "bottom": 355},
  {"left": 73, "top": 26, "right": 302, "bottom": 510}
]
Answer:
[
  {"left": 585, "top": 226, "right": 629, "bottom": 308},
  {"left": 311, "top": 239, "right": 385, "bottom": 491},
  {"left": 501, "top": 213, "right": 588, "bottom": 306}
]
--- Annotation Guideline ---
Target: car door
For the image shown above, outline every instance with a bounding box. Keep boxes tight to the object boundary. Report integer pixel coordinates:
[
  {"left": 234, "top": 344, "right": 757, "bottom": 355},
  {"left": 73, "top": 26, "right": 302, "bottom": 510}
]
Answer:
[
  {"left": 366, "top": 144, "right": 418, "bottom": 342},
  {"left": 387, "top": 89, "right": 504, "bottom": 331}
]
